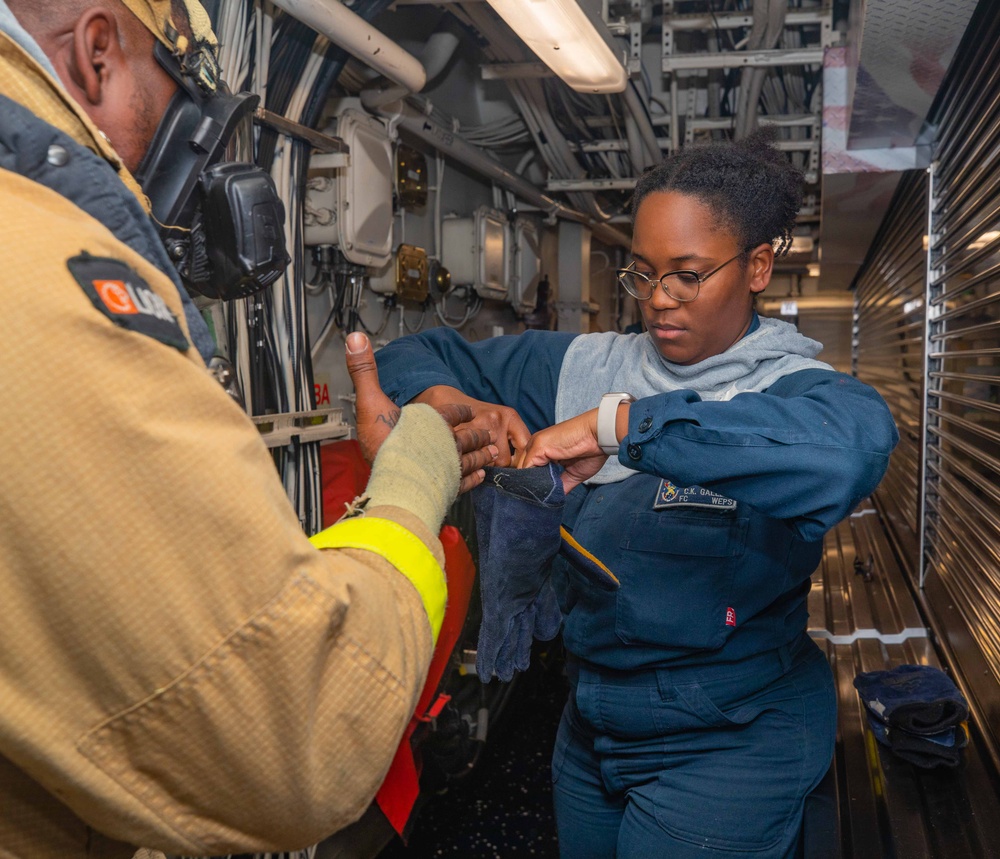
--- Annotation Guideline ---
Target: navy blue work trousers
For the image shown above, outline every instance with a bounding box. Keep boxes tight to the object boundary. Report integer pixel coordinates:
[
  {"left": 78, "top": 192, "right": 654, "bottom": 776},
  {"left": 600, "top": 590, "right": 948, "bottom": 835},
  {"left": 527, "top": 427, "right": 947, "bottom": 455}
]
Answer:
[{"left": 552, "top": 633, "right": 835, "bottom": 858}]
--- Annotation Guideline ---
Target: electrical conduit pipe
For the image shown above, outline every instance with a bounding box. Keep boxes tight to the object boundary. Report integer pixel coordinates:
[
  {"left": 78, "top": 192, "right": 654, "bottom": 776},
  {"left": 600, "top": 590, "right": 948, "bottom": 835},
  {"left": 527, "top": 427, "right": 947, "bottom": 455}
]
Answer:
[{"left": 361, "top": 90, "right": 631, "bottom": 249}]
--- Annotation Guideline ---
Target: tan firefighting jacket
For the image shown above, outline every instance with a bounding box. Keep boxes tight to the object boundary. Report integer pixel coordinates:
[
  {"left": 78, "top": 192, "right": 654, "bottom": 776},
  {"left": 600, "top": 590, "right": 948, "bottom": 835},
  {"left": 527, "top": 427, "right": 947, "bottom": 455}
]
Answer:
[{"left": 0, "top": 29, "right": 448, "bottom": 859}]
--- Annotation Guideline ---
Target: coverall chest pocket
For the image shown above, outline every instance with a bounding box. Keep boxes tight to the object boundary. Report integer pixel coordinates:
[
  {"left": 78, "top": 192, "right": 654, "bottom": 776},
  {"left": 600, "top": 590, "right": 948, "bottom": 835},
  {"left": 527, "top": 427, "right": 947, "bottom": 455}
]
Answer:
[{"left": 617, "top": 509, "right": 749, "bottom": 650}]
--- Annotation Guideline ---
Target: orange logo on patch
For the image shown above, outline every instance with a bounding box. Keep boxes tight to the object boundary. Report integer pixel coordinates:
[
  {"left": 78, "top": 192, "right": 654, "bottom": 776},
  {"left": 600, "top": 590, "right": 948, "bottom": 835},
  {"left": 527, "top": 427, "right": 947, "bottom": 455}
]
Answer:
[{"left": 93, "top": 279, "right": 138, "bottom": 314}]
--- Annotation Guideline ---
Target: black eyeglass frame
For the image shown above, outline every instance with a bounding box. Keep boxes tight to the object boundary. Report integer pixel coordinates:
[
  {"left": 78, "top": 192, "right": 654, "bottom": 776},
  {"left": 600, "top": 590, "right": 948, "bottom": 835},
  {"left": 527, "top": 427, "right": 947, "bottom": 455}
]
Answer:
[{"left": 616, "top": 247, "right": 752, "bottom": 302}]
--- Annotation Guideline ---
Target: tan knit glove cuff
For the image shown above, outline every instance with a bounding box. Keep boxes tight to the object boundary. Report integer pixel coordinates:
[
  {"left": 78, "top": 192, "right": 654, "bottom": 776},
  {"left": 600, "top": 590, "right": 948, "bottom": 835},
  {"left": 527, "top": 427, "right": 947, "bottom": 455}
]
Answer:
[{"left": 364, "top": 403, "right": 460, "bottom": 534}]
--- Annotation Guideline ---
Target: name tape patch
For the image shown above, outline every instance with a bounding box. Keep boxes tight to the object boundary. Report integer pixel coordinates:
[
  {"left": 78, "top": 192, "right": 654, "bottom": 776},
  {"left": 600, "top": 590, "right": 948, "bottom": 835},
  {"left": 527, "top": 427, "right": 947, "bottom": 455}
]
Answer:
[
  {"left": 654, "top": 479, "right": 737, "bottom": 511},
  {"left": 68, "top": 253, "right": 189, "bottom": 351}
]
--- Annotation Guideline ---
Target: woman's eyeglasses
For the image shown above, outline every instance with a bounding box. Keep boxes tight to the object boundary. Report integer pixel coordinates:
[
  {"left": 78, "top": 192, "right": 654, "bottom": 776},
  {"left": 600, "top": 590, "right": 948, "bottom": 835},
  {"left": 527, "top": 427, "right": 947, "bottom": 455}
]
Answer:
[{"left": 616, "top": 249, "right": 749, "bottom": 302}]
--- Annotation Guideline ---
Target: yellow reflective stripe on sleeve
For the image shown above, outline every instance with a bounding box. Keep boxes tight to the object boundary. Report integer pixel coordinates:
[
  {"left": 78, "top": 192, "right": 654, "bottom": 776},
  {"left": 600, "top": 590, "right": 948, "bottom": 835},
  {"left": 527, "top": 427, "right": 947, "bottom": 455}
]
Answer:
[{"left": 309, "top": 517, "right": 446, "bottom": 642}]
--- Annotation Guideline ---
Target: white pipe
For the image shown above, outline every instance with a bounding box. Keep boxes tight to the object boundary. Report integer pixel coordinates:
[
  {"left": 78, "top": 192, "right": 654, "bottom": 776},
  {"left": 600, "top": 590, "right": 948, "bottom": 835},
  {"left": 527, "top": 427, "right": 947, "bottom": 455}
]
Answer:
[
  {"left": 269, "top": 0, "right": 427, "bottom": 92},
  {"left": 361, "top": 28, "right": 461, "bottom": 108},
  {"left": 422, "top": 30, "right": 462, "bottom": 82}
]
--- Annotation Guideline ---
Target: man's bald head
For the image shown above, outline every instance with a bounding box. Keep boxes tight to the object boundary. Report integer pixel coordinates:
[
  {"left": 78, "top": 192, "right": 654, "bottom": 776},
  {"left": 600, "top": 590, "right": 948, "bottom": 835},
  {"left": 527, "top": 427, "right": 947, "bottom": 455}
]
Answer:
[
  {"left": 8, "top": 0, "right": 194, "bottom": 44},
  {"left": 9, "top": 0, "right": 179, "bottom": 174},
  {"left": 9, "top": 0, "right": 149, "bottom": 51}
]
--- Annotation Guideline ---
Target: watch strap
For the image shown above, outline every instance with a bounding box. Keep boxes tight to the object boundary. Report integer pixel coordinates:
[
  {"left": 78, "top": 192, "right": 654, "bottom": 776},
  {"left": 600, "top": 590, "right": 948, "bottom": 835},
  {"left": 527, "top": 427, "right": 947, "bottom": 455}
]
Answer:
[{"left": 597, "top": 392, "right": 634, "bottom": 456}]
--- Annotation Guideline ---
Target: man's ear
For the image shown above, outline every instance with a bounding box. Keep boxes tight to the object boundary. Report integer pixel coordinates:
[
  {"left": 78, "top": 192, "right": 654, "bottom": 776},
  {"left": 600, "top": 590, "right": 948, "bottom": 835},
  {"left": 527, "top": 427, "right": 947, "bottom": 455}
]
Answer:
[
  {"left": 66, "top": 9, "right": 122, "bottom": 106},
  {"left": 748, "top": 243, "right": 774, "bottom": 295}
]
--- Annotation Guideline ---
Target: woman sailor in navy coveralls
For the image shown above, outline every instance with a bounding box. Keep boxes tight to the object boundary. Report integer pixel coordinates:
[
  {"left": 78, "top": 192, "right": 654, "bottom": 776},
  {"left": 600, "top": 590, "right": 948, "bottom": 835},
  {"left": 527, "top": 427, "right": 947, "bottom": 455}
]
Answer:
[{"left": 375, "top": 135, "right": 899, "bottom": 858}]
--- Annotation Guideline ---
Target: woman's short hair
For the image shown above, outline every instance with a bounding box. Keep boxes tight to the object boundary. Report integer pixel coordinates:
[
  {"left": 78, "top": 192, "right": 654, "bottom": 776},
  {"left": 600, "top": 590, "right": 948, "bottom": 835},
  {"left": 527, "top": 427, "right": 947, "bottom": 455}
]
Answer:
[{"left": 631, "top": 130, "right": 804, "bottom": 257}]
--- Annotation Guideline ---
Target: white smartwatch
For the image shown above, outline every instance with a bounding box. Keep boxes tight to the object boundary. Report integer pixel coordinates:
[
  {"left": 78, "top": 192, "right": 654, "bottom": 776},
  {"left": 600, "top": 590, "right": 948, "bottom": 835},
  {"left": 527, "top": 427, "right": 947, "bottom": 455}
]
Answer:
[{"left": 597, "top": 392, "right": 635, "bottom": 455}]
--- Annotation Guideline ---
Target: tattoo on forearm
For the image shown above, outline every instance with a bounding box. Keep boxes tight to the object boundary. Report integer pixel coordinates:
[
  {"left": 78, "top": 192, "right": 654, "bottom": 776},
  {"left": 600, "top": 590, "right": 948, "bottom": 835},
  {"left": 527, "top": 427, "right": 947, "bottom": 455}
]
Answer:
[{"left": 376, "top": 408, "right": 401, "bottom": 429}]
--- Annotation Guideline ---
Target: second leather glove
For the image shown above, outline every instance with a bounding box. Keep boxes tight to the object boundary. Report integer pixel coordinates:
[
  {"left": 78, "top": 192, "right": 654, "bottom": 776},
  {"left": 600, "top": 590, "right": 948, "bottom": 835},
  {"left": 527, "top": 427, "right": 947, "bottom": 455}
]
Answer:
[{"left": 471, "top": 465, "right": 565, "bottom": 682}]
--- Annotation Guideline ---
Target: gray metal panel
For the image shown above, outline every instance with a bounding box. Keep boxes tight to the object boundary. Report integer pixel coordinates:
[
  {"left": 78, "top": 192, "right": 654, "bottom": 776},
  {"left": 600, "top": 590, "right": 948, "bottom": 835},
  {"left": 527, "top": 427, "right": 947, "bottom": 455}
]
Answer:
[
  {"left": 817, "top": 171, "right": 905, "bottom": 294},
  {"left": 847, "top": 0, "right": 978, "bottom": 149},
  {"left": 923, "top": 0, "right": 1000, "bottom": 773}
]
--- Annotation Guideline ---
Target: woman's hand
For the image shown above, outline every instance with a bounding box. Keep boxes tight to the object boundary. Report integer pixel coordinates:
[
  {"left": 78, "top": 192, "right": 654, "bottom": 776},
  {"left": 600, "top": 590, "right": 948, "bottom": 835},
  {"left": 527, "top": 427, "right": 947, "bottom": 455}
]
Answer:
[
  {"left": 345, "top": 333, "right": 498, "bottom": 493},
  {"left": 514, "top": 409, "right": 609, "bottom": 493},
  {"left": 413, "top": 385, "right": 532, "bottom": 467}
]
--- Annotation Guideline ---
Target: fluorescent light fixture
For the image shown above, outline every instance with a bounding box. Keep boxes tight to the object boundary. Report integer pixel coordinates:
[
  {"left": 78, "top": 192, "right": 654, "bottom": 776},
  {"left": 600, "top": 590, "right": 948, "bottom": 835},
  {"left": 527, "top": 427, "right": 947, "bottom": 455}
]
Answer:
[{"left": 484, "top": 0, "right": 627, "bottom": 93}]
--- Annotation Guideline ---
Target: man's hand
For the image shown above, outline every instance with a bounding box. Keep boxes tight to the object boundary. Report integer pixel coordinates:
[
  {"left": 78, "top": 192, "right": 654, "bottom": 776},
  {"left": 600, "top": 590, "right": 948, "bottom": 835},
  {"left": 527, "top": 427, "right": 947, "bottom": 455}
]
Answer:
[
  {"left": 413, "top": 386, "right": 532, "bottom": 466},
  {"left": 345, "top": 332, "right": 498, "bottom": 492},
  {"left": 514, "top": 409, "right": 608, "bottom": 493}
]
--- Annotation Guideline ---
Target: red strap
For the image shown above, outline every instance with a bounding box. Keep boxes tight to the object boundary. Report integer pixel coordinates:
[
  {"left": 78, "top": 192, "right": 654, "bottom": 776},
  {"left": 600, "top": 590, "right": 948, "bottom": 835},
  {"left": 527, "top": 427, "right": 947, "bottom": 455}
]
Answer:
[
  {"left": 374, "top": 720, "right": 421, "bottom": 836},
  {"left": 418, "top": 693, "right": 452, "bottom": 722}
]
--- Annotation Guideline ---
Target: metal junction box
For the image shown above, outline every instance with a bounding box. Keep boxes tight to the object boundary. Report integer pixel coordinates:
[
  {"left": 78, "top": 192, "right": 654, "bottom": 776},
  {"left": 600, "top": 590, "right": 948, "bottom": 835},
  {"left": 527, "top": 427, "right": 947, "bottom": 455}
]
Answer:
[
  {"left": 368, "top": 243, "right": 429, "bottom": 302},
  {"left": 441, "top": 206, "right": 510, "bottom": 300},
  {"left": 304, "top": 108, "right": 393, "bottom": 268},
  {"left": 509, "top": 216, "right": 542, "bottom": 315}
]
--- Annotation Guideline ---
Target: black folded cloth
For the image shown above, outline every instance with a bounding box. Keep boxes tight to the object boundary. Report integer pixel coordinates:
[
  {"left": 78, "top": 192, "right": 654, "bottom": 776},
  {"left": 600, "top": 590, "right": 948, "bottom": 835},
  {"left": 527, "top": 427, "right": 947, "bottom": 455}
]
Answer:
[
  {"left": 854, "top": 664, "right": 970, "bottom": 769},
  {"left": 865, "top": 714, "right": 969, "bottom": 769},
  {"left": 853, "top": 664, "right": 968, "bottom": 734}
]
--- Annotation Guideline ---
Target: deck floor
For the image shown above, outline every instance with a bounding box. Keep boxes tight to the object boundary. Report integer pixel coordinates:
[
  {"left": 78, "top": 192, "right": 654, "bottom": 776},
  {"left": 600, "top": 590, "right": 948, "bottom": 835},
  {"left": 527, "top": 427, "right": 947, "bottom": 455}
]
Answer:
[{"left": 809, "top": 504, "right": 1000, "bottom": 859}]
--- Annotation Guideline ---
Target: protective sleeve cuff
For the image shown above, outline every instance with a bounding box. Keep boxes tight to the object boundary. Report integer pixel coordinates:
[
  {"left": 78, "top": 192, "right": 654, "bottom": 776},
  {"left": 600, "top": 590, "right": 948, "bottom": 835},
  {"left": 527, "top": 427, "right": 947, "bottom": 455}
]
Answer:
[
  {"left": 365, "top": 402, "right": 460, "bottom": 535},
  {"left": 309, "top": 517, "right": 446, "bottom": 643}
]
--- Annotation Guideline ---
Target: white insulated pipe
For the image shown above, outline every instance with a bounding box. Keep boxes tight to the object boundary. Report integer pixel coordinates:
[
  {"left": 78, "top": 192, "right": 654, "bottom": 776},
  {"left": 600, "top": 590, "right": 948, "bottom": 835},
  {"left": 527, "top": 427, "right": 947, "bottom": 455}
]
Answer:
[
  {"left": 354, "top": 28, "right": 462, "bottom": 109},
  {"left": 422, "top": 30, "right": 462, "bottom": 83},
  {"left": 269, "top": 0, "right": 427, "bottom": 93}
]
